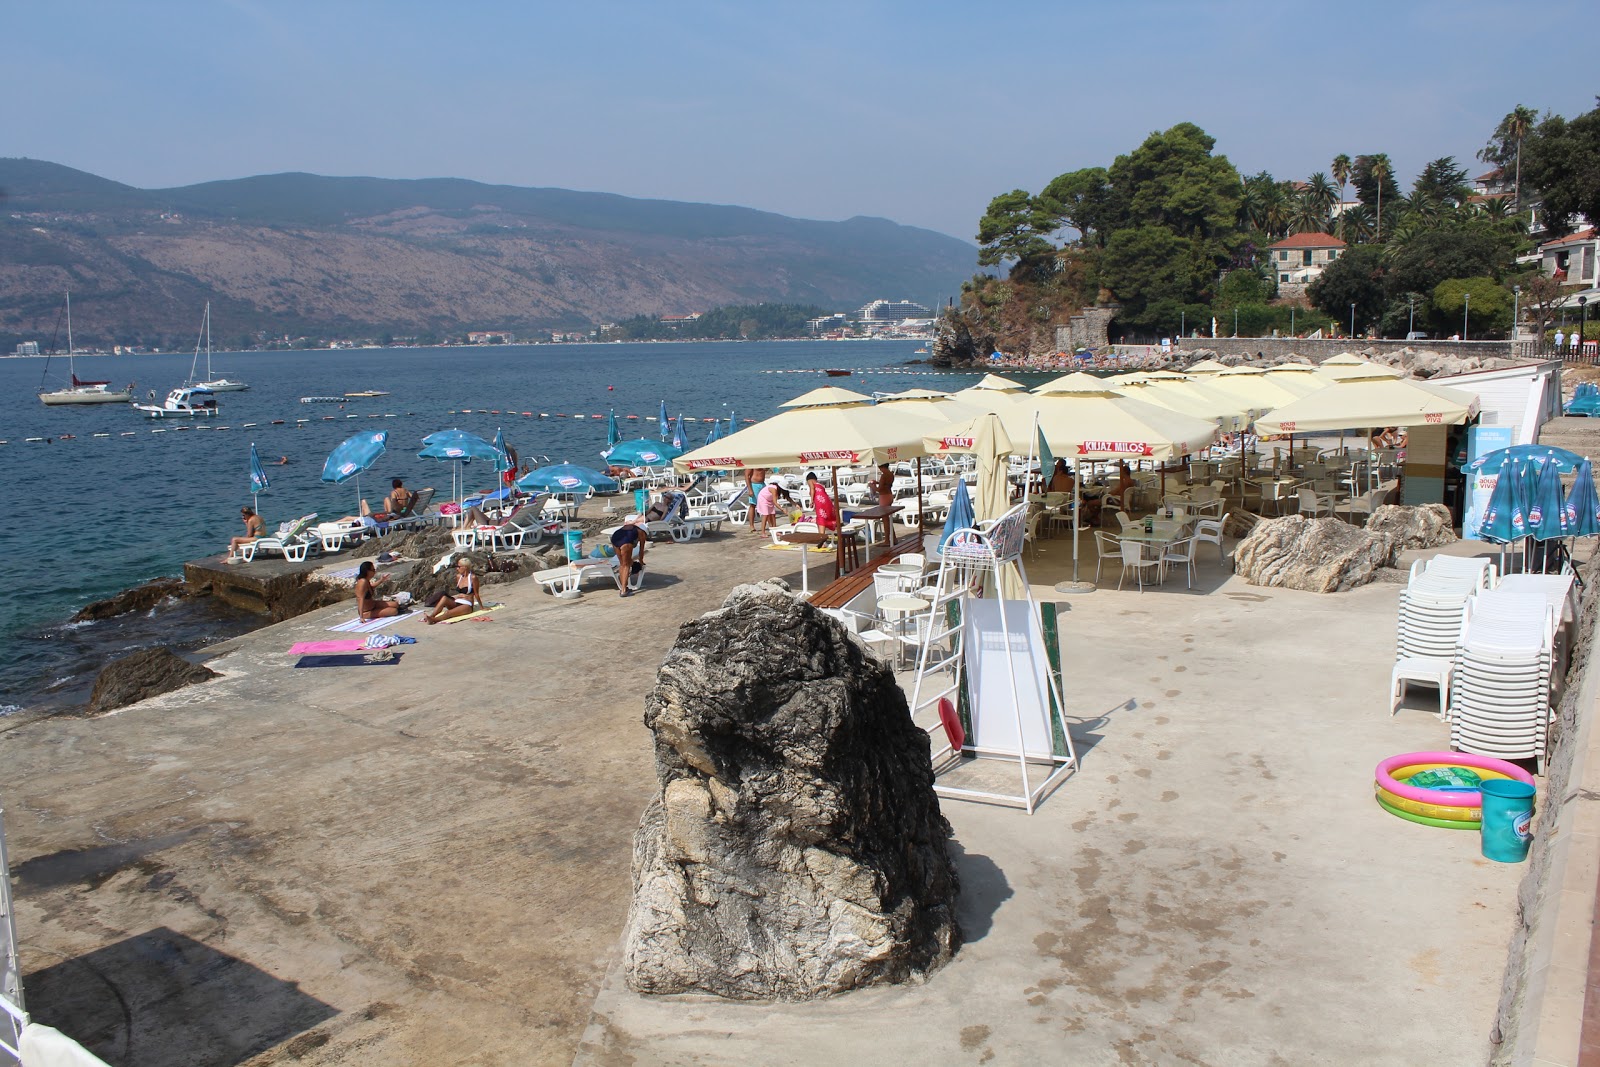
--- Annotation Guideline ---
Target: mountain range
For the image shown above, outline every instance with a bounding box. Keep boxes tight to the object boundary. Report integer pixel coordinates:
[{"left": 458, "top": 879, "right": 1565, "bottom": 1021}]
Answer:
[{"left": 0, "top": 159, "right": 976, "bottom": 349}]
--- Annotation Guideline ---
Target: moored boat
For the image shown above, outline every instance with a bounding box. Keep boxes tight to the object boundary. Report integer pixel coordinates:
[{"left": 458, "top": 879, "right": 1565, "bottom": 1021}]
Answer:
[
  {"left": 191, "top": 303, "right": 249, "bottom": 392},
  {"left": 825, "top": 369, "right": 852, "bottom": 377},
  {"left": 132, "top": 386, "right": 220, "bottom": 419},
  {"left": 37, "top": 292, "right": 134, "bottom": 405}
]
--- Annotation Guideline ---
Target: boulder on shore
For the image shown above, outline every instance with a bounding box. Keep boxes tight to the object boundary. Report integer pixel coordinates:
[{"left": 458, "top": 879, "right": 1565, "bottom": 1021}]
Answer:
[
  {"left": 624, "top": 581, "right": 960, "bottom": 999},
  {"left": 1365, "top": 503, "right": 1458, "bottom": 550},
  {"left": 72, "top": 578, "right": 188, "bottom": 622},
  {"left": 86, "top": 647, "right": 219, "bottom": 715},
  {"left": 1233, "top": 514, "right": 1397, "bottom": 593}
]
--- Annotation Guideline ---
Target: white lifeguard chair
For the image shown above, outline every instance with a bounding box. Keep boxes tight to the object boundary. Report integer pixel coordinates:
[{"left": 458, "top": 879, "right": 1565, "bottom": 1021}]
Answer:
[{"left": 907, "top": 504, "right": 1078, "bottom": 813}]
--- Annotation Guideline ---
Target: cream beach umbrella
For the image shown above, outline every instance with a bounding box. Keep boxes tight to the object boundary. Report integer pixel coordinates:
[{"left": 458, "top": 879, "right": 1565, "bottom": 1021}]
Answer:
[
  {"left": 1255, "top": 375, "right": 1480, "bottom": 436},
  {"left": 673, "top": 396, "right": 932, "bottom": 474},
  {"left": 1261, "top": 363, "right": 1326, "bottom": 397},
  {"left": 960, "top": 372, "right": 1028, "bottom": 394},
  {"left": 1205, "top": 366, "right": 1311, "bottom": 410},
  {"left": 1319, "top": 362, "right": 1405, "bottom": 381},
  {"left": 1184, "top": 358, "right": 1232, "bottom": 374},
  {"left": 1315, "top": 352, "right": 1384, "bottom": 378},
  {"left": 1116, "top": 379, "right": 1252, "bottom": 432},
  {"left": 923, "top": 413, "right": 1014, "bottom": 524},
  {"left": 1000, "top": 386, "right": 1219, "bottom": 583}
]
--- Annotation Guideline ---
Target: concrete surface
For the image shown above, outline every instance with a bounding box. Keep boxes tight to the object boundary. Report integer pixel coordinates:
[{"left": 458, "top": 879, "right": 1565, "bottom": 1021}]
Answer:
[
  {"left": 1, "top": 519, "right": 801, "bottom": 1066},
  {"left": 0, "top": 511, "right": 1530, "bottom": 1066},
  {"left": 578, "top": 536, "right": 1522, "bottom": 1066}
]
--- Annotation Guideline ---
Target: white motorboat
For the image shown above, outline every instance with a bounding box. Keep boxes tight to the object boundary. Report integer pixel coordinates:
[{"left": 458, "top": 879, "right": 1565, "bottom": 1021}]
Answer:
[
  {"left": 37, "top": 292, "right": 134, "bottom": 405},
  {"left": 190, "top": 302, "right": 249, "bottom": 392},
  {"left": 132, "top": 386, "right": 220, "bottom": 419}
]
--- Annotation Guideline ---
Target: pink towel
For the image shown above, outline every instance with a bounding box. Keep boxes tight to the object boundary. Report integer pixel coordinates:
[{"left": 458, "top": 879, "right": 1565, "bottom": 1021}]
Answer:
[{"left": 289, "top": 639, "right": 367, "bottom": 654}]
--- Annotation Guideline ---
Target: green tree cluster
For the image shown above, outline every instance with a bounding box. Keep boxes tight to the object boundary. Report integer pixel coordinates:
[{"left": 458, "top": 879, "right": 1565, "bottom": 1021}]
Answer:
[{"left": 606, "top": 303, "right": 831, "bottom": 341}]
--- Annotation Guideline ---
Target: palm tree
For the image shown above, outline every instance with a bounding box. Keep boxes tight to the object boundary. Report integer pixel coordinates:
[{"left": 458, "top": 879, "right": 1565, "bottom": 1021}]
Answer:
[
  {"left": 1369, "top": 154, "right": 1393, "bottom": 241},
  {"left": 1287, "top": 193, "right": 1328, "bottom": 235},
  {"left": 1341, "top": 205, "right": 1375, "bottom": 243},
  {"left": 1262, "top": 183, "right": 1289, "bottom": 238},
  {"left": 1503, "top": 105, "right": 1537, "bottom": 208},
  {"left": 1305, "top": 172, "right": 1338, "bottom": 218},
  {"left": 1331, "top": 154, "right": 1352, "bottom": 239}
]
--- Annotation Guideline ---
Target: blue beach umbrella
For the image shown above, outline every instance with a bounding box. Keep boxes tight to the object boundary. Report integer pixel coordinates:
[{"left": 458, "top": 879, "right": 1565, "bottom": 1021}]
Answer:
[
  {"left": 1478, "top": 457, "right": 1532, "bottom": 545},
  {"left": 607, "top": 409, "right": 620, "bottom": 449},
  {"left": 1465, "top": 444, "right": 1584, "bottom": 478},
  {"left": 658, "top": 400, "right": 669, "bottom": 439},
  {"left": 940, "top": 477, "right": 977, "bottom": 551},
  {"left": 728, "top": 409, "right": 737, "bottom": 435},
  {"left": 249, "top": 443, "right": 271, "bottom": 511},
  {"left": 1565, "top": 459, "right": 1600, "bottom": 538},
  {"left": 672, "top": 413, "right": 687, "bottom": 451},
  {"left": 605, "top": 438, "right": 682, "bottom": 467},
  {"left": 492, "top": 427, "right": 512, "bottom": 474},
  {"left": 1528, "top": 457, "right": 1572, "bottom": 542},
  {"left": 516, "top": 462, "right": 620, "bottom": 496},
  {"left": 322, "top": 430, "right": 388, "bottom": 511},
  {"left": 419, "top": 428, "right": 502, "bottom": 513},
  {"left": 704, "top": 419, "right": 721, "bottom": 446}
]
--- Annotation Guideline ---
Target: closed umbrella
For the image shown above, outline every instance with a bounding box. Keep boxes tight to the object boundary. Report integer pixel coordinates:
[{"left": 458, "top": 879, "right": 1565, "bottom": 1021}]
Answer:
[
  {"left": 1564, "top": 459, "right": 1600, "bottom": 538},
  {"left": 658, "top": 400, "right": 669, "bottom": 440},
  {"left": 492, "top": 427, "right": 513, "bottom": 475},
  {"left": 607, "top": 409, "right": 620, "bottom": 449},
  {"left": 704, "top": 419, "right": 721, "bottom": 446},
  {"left": 1478, "top": 457, "right": 1532, "bottom": 545},
  {"left": 322, "top": 430, "right": 388, "bottom": 511},
  {"left": 1528, "top": 456, "right": 1572, "bottom": 541},
  {"left": 672, "top": 413, "right": 687, "bottom": 451},
  {"left": 249, "top": 443, "right": 270, "bottom": 512},
  {"left": 1465, "top": 444, "right": 1584, "bottom": 478},
  {"left": 940, "top": 477, "right": 976, "bottom": 550}
]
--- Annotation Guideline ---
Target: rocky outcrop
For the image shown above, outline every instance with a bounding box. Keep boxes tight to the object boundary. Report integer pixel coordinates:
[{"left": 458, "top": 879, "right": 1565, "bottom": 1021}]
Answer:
[
  {"left": 1223, "top": 510, "right": 1263, "bottom": 541},
  {"left": 931, "top": 314, "right": 992, "bottom": 368},
  {"left": 1365, "top": 504, "right": 1458, "bottom": 550},
  {"left": 73, "top": 578, "right": 189, "bottom": 622},
  {"left": 87, "top": 647, "right": 219, "bottom": 715},
  {"left": 624, "top": 581, "right": 960, "bottom": 1000},
  {"left": 1233, "top": 515, "right": 1398, "bottom": 593}
]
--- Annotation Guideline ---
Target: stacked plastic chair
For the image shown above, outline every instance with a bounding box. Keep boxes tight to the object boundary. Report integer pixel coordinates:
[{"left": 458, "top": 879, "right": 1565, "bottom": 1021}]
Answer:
[
  {"left": 1449, "top": 591, "right": 1555, "bottom": 772},
  {"left": 1390, "top": 568, "right": 1483, "bottom": 719}
]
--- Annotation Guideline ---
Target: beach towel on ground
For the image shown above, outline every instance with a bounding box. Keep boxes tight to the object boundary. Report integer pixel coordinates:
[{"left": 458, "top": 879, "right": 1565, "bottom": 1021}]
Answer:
[
  {"left": 442, "top": 603, "right": 504, "bottom": 624},
  {"left": 294, "top": 652, "right": 404, "bottom": 668},
  {"left": 326, "top": 613, "right": 410, "bottom": 634},
  {"left": 290, "top": 639, "right": 367, "bottom": 655}
]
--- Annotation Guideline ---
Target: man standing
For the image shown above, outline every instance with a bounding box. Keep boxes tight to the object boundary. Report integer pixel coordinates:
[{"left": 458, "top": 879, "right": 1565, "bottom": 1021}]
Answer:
[{"left": 1555, "top": 328, "right": 1565, "bottom": 353}]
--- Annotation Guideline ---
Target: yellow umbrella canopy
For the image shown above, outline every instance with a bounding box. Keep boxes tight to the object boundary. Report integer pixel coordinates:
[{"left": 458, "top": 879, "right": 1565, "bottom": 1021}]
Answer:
[
  {"left": 1320, "top": 363, "right": 1403, "bottom": 381},
  {"left": 1116, "top": 379, "right": 1252, "bottom": 431},
  {"left": 1206, "top": 367, "right": 1310, "bottom": 410},
  {"left": 779, "top": 386, "right": 874, "bottom": 408},
  {"left": 1184, "top": 358, "right": 1232, "bottom": 374},
  {"left": 1034, "top": 372, "right": 1121, "bottom": 396},
  {"left": 674, "top": 397, "right": 934, "bottom": 472},
  {"left": 923, "top": 413, "right": 1014, "bottom": 523},
  {"left": 964, "top": 372, "right": 1028, "bottom": 392},
  {"left": 1322, "top": 351, "right": 1370, "bottom": 365},
  {"left": 1255, "top": 376, "right": 1481, "bottom": 435},
  {"left": 1260, "top": 363, "right": 1326, "bottom": 397},
  {"left": 999, "top": 390, "right": 1219, "bottom": 463}
]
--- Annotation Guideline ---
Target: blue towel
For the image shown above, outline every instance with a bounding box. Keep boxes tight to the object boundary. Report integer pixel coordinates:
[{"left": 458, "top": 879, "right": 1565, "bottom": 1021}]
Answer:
[{"left": 294, "top": 653, "right": 404, "bottom": 668}]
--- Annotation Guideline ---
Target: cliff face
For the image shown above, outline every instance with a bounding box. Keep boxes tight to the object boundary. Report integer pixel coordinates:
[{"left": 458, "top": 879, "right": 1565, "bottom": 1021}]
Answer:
[{"left": 0, "top": 160, "right": 977, "bottom": 348}]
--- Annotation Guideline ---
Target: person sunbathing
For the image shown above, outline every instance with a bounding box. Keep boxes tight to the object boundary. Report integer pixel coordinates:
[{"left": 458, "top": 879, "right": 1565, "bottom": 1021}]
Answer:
[
  {"left": 383, "top": 479, "right": 416, "bottom": 517},
  {"left": 355, "top": 560, "right": 405, "bottom": 621},
  {"left": 425, "top": 557, "right": 483, "bottom": 623},
  {"left": 229, "top": 507, "right": 265, "bottom": 557}
]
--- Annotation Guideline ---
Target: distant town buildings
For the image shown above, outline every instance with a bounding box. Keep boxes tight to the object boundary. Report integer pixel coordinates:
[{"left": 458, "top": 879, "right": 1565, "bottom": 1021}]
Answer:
[
  {"left": 13, "top": 341, "right": 39, "bottom": 356},
  {"left": 856, "top": 299, "right": 932, "bottom": 322},
  {"left": 1267, "top": 232, "right": 1346, "bottom": 296},
  {"left": 467, "top": 330, "right": 512, "bottom": 344},
  {"left": 1538, "top": 228, "right": 1598, "bottom": 289}
]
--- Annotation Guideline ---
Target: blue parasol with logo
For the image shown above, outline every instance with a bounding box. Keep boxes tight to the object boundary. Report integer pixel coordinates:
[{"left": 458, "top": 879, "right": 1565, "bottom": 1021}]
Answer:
[
  {"left": 607, "top": 409, "right": 620, "bottom": 449},
  {"left": 322, "top": 430, "right": 388, "bottom": 511},
  {"left": 604, "top": 439, "right": 682, "bottom": 467},
  {"left": 517, "top": 463, "right": 621, "bottom": 558},
  {"left": 1528, "top": 456, "right": 1572, "bottom": 542},
  {"left": 419, "top": 429, "right": 502, "bottom": 515},
  {"left": 1465, "top": 443, "right": 1584, "bottom": 478},
  {"left": 658, "top": 400, "right": 669, "bottom": 440},
  {"left": 671, "top": 413, "right": 687, "bottom": 451},
  {"left": 249, "top": 443, "right": 271, "bottom": 512},
  {"left": 1566, "top": 459, "right": 1600, "bottom": 538}
]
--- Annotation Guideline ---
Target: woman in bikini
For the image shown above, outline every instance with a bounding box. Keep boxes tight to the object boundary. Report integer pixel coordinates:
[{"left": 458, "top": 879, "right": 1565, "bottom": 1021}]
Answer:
[
  {"left": 426, "top": 557, "right": 483, "bottom": 623},
  {"left": 355, "top": 560, "right": 405, "bottom": 622}
]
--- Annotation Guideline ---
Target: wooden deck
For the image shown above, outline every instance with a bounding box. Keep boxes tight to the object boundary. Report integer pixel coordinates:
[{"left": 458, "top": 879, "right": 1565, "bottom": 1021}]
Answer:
[{"left": 808, "top": 533, "right": 924, "bottom": 609}]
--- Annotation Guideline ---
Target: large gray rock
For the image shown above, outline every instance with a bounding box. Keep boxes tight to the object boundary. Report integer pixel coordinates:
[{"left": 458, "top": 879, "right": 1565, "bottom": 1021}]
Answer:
[
  {"left": 1365, "top": 504, "right": 1458, "bottom": 550},
  {"left": 624, "top": 581, "right": 960, "bottom": 1000},
  {"left": 1233, "top": 514, "right": 1398, "bottom": 593},
  {"left": 86, "top": 647, "right": 219, "bottom": 715}
]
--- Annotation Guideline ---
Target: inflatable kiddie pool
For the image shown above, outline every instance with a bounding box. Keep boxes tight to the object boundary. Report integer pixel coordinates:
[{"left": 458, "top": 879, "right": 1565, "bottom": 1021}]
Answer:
[{"left": 1373, "top": 751, "right": 1535, "bottom": 829}]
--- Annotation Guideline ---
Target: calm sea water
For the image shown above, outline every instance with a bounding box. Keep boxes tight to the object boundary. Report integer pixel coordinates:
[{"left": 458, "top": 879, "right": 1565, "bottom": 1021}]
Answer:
[{"left": 0, "top": 339, "right": 994, "bottom": 712}]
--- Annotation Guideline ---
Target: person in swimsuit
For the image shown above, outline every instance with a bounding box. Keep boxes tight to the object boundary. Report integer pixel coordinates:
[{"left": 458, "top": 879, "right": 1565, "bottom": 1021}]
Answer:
[
  {"left": 384, "top": 479, "right": 416, "bottom": 517},
  {"left": 426, "top": 557, "right": 483, "bottom": 623},
  {"left": 229, "top": 507, "right": 265, "bottom": 557},
  {"left": 806, "top": 471, "right": 837, "bottom": 533},
  {"left": 609, "top": 516, "right": 648, "bottom": 598},
  {"left": 355, "top": 560, "right": 404, "bottom": 621}
]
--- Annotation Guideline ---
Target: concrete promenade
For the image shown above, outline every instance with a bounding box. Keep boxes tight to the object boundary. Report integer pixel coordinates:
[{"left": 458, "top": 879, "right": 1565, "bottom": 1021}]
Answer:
[{"left": 0, "top": 524, "right": 1540, "bottom": 1065}]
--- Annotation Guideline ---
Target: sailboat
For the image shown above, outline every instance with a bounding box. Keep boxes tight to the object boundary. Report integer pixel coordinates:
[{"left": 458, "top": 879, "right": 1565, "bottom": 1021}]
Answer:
[
  {"left": 37, "top": 292, "right": 134, "bottom": 405},
  {"left": 131, "top": 305, "right": 221, "bottom": 419},
  {"left": 192, "top": 302, "right": 249, "bottom": 391}
]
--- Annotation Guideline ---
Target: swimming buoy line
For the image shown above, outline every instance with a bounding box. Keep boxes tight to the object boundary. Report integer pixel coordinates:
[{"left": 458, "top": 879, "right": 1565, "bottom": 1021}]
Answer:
[
  {"left": 1374, "top": 751, "right": 1533, "bottom": 807},
  {"left": 1, "top": 407, "right": 759, "bottom": 445}
]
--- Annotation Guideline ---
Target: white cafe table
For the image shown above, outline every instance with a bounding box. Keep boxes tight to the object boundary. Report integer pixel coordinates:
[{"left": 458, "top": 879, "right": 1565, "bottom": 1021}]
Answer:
[{"left": 877, "top": 593, "right": 930, "bottom": 666}]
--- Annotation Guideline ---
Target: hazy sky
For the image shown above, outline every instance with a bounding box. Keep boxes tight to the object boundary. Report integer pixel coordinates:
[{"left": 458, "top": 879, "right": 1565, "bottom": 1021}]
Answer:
[{"left": 12, "top": 1, "right": 1596, "bottom": 242}]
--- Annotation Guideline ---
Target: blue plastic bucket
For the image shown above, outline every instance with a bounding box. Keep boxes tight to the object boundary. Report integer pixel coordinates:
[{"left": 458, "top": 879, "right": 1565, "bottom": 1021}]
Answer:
[
  {"left": 1479, "top": 778, "right": 1536, "bottom": 863},
  {"left": 564, "top": 529, "right": 584, "bottom": 561}
]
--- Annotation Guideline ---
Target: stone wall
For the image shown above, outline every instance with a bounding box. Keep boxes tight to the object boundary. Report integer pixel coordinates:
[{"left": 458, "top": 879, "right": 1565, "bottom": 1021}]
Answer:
[
  {"left": 1172, "top": 337, "right": 1520, "bottom": 363},
  {"left": 1054, "top": 306, "right": 1117, "bottom": 352}
]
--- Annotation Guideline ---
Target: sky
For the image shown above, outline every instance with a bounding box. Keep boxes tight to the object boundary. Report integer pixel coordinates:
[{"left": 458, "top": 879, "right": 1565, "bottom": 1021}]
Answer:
[{"left": 11, "top": 0, "right": 1597, "bottom": 242}]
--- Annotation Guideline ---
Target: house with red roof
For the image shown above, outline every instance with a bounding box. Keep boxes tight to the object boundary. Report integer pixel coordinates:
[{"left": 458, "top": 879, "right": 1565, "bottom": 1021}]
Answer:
[
  {"left": 1538, "top": 228, "right": 1599, "bottom": 289},
  {"left": 1266, "top": 232, "right": 1346, "bottom": 295}
]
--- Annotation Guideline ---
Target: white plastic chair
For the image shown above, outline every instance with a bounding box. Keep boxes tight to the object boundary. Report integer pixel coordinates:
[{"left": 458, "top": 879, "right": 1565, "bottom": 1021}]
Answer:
[
  {"left": 1117, "top": 539, "right": 1162, "bottom": 592},
  {"left": 1297, "top": 489, "right": 1331, "bottom": 517},
  {"left": 1160, "top": 537, "right": 1198, "bottom": 589},
  {"left": 1192, "top": 513, "right": 1228, "bottom": 563}
]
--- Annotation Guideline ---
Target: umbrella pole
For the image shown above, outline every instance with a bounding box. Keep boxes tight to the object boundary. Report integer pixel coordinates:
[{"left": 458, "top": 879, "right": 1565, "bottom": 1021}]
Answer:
[
  {"left": 916, "top": 458, "right": 924, "bottom": 539},
  {"left": 833, "top": 465, "right": 845, "bottom": 577}
]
